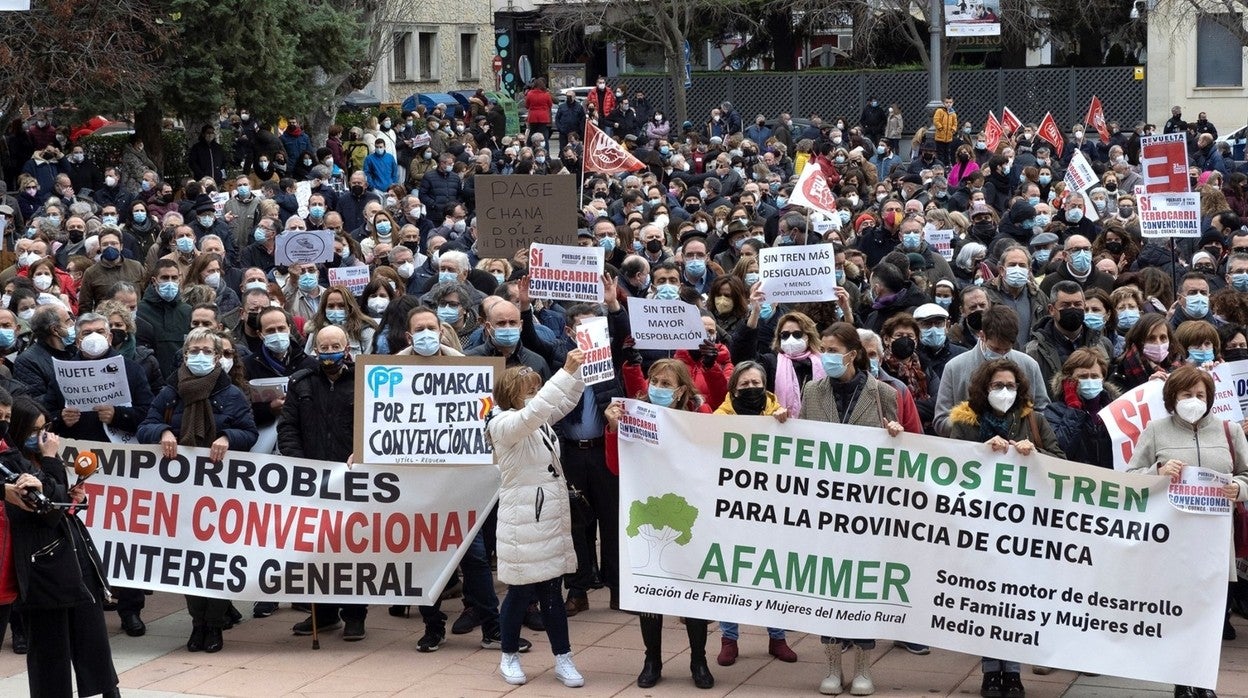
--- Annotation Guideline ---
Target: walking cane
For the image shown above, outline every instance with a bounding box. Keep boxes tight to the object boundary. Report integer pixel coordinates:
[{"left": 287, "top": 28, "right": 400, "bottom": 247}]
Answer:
[{"left": 310, "top": 602, "right": 321, "bottom": 650}]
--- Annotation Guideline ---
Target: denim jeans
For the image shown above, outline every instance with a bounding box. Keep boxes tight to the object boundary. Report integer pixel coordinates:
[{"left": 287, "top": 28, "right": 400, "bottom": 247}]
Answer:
[
  {"left": 982, "top": 658, "right": 1022, "bottom": 673},
  {"left": 419, "top": 531, "right": 500, "bottom": 635},
  {"left": 719, "top": 622, "right": 785, "bottom": 641},
  {"left": 500, "top": 577, "right": 568, "bottom": 655}
]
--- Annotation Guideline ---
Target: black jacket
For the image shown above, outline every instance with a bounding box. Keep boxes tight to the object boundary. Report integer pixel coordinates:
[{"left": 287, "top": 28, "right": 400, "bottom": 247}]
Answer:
[
  {"left": 278, "top": 364, "right": 355, "bottom": 461},
  {"left": 245, "top": 344, "right": 317, "bottom": 428},
  {"left": 188, "top": 138, "right": 227, "bottom": 184},
  {"left": 13, "top": 340, "right": 76, "bottom": 414},
  {"left": 48, "top": 351, "right": 155, "bottom": 441},
  {"left": 136, "top": 285, "right": 192, "bottom": 382}
]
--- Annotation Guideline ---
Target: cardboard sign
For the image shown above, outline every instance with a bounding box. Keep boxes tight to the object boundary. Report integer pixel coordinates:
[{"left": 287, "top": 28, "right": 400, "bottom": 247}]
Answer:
[
  {"left": 475, "top": 175, "right": 578, "bottom": 254},
  {"left": 528, "top": 242, "right": 605, "bottom": 303},
  {"left": 758, "top": 244, "right": 837, "bottom": 304},
  {"left": 354, "top": 356, "right": 504, "bottom": 466},
  {"left": 1064, "top": 150, "right": 1098, "bottom": 193},
  {"left": 927, "top": 228, "right": 954, "bottom": 261},
  {"left": 627, "top": 299, "right": 706, "bottom": 350},
  {"left": 328, "top": 265, "right": 371, "bottom": 296},
  {"left": 1138, "top": 192, "right": 1201, "bottom": 238},
  {"left": 275, "top": 229, "right": 335, "bottom": 266},
  {"left": 1140, "top": 133, "right": 1190, "bottom": 194},
  {"left": 576, "top": 316, "right": 614, "bottom": 386},
  {"left": 53, "top": 356, "right": 131, "bottom": 409}
]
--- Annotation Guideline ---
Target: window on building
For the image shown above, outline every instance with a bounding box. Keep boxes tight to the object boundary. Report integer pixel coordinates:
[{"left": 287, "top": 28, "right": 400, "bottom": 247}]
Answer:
[
  {"left": 460, "top": 32, "right": 479, "bottom": 80},
  {"left": 1197, "top": 14, "right": 1244, "bottom": 87},
  {"left": 393, "top": 32, "right": 411, "bottom": 81},
  {"left": 417, "top": 31, "right": 439, "bottom": 81}
]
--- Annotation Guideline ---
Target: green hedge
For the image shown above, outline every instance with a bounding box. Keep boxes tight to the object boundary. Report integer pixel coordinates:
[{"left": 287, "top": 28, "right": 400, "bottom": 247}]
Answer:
[{"left": 77, "top": 129, "right": 237, "bottom": 184}]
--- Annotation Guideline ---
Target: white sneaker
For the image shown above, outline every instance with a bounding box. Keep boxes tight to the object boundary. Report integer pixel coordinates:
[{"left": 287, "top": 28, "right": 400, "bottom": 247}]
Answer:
[
  {"left": 500, "top": 652, "right": 527, "bottom": 685},
  {"left": 554, "top": 652, "right": 585, "bottom": 688}
]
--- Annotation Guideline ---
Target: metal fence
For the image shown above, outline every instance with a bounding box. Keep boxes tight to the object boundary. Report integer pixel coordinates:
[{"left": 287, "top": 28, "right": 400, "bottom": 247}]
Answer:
[{"left": 624, "top": 67, "right": 1144, "bottom": 135}]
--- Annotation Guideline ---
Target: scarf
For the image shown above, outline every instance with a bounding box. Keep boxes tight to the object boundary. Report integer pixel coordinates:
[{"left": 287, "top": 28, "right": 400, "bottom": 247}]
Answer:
[
  {"left": 1063, "top": 378, "right": 1109, "bottom": 425},
  {"left": 775, "top": 350, "right": 825, "bottom": 415},
  {"left": 871, "top": 290, "right": 900, "bottom": 310},
  {"left": 978, "top": 410, "right": 1016, "bottom": 442},
  {"left": 177, "top": 366, "right": 219, "bottom": 447},
  {"left": 829, "top": 371, "right": 867, "bottom": 422},
  {"left": 883, "top": 354, "right": 929, "bottom": 399}
]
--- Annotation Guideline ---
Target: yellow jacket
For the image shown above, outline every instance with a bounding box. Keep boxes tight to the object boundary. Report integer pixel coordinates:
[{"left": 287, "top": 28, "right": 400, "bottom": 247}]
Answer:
[
  {"left": 934, "top": 107, "right": 958, "bottom": 143},
  {"left": 716, "top": 391, "right": 783, "bottom": 416}
]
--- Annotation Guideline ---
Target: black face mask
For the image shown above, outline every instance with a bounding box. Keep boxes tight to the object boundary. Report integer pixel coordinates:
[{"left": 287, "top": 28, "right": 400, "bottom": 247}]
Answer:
[
  {"left": 685, "top": 203, "right": 700, "bottom": 213},
  {"left": 734, "top": 387, "right": 767, "bottom": 416},
  {"left": 0, "top": 420, "right": 9, "bottom": 442},
  {"left": 645, "top": 239, "right": 663, "bottom": 254},
  {"left": 111, "top": 328, "right": 128, "bottom": 347},
  {"left": 890, "top": 336, "right": 916, "bottom": 360},
  {"left": 1225, "top": 348, "right": 1248, "bottom": 362},
  {"left": 1105, "top": 241, "right": 1123, "bottom": 254},
  {"left": 350, "top": 185, "right": 365, "bottom": 196},
  {"left": 964, "top": 310, "right": 984, "bottom": 335},
  {"left": 246, "top": 311, "right": 262, "bottom": 331},
  {"left": 1057, "top": 307, "right": 1086, "bottom": 332}
]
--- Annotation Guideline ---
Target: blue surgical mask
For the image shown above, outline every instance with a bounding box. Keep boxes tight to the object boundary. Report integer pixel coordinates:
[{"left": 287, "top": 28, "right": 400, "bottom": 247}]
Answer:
[
  {"left": 685, "top": 259, "right": 706, "bottom": 278},
  {"left": 648, "top": 385, "right": 676, "bottom": 407},
  {"left": 1067, "top": 208, "right": 1084, "bottom": 223},
  {"left": 868, "top": 357, "right": 880, "bottom": 377},
  {"left": 1234, "top": 273, "right": 1248, "bottom": 292},
  {"left": 176, "top": 237, "right": 195, "bottom": 254},
  {"left": 1083, "top": 313, "right": 1106, "bottom": 332},
  {"left": 934, "top": 296, "right": 952, "bottom": 309},
  {"left": 299, "top": 272, "right": 319, "bottom": 292},
  {"left": 655, "top": 283, "right": 680, "bottom": 300},
  {"left": 254, "top": 227, "right": 267, "bottom": 242},
  {"left": 876, "top": 145, "right": 886, "bottom": 155},
  {"left": 186, "top": 353, "right": 216, "bottom": 376},
  {"left": 920, "top": 326, "right": 946, "bottom": 348},
  {"left": 1185, "top": 294, "right": 1209, "bottom": 318},
  {"left": 263, "top": 332, "right": 291, "bottom": 353},
  {"left": 0, "top": 328, "right": 14, "bottom": 349},
  {"left": 326, "top": 309, "right": 348, "bottom": 325},
  {"left": 1004, "top": 266, "right": 1029, "bottom": 288},
  {"left": 493, "top": 327, "right": 521, "bottom": 347},
  {"left": 438, "top": 271, "right": 457, "bottom": 284},
  {"left": 1070, "top": 250, "right": 1092, "bottom": 274},
  {"left": 903, "top": 233, "right": 921, "bottom": 250},
  {"left": 981, "top": 342, "right": 1006, "bottom": 361},
  {"left": 776, "top": 196, "right": 788, "bottom": 207},
  {"left": 1034, "top": 249, "right": 1051, "bottom": 265},
  {"left": 437, "top": 306, "right": 459, "bottom": 324},
  {"left": 835, "top": 268, "right": 846, "bottom": 285},
  {"left": 1116, "top": 309, "right": 1140, "bottom": 330},
  {"left": 1039, "top": 175, "right": 1052, "bottom": 186},
  {"left": 132, "top": 210, "right": 147, "bottom": 223},
  {"left": 236, "top": 185, "right": 251, "bottom": 198},
  {"left": 376, "top": 220, "right": 392, "bottom": 235},
  {"left": 63, "top": 325, "right": 76, "bottom": 346},
  {"left": 1077, "top": 378, "right": 1103, "bottom": 399},
  {"left": 157, "top": 281, "right": 179, "bottom": 301},
  {"left": 1028, "top": 196, "right": 1040, "bottom": 206},
  {"left": 632, "top": 240, "right": 643, "bottom": 253},
  {"left": 410, "top": 329, "right": 442, "bottom": 356},
  {"left": 601, "top": 237, "right": 616, "bottom": 253},
  {"left": 1189, "top": 347, "right": 1215, "bottom": 364},
  {"left": 759, "top": 303, "right": 775, "bottom": 321},
  {"left": 309, "top": 205, "right": 326, "bottom": 218},
  {"left": 23, "top": 435, "right": 39, "bottom": 452},
  {"left": 821, "top": 352, "right": 847, "bottom": 378},
  {"left": 744, "top": 272, "right": 760, "bottom": 286},
  {"left": 1034, "top": 214, "right": 1050, "bottom": 228}
]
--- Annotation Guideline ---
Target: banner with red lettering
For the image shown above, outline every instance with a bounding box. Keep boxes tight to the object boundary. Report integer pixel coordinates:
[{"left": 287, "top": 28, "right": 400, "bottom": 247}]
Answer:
[
  {"left": 985, "top": 112, "right": 1003, "bottom": 153},
  {"left": 1085, "top": 96, "right": 1110, "bottom": 144},
  {"left": 528, "top": 242, "right": 605, "bottom": 303},
  {"left": 68, "top": 440, "right": 499, "bottom": 603},
  {"left": 1037, "top": 112, "right": 1065, "bottom": 156}
]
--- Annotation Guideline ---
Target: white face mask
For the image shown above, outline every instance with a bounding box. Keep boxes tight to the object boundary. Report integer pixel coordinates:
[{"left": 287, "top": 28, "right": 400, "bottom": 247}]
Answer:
[
  {"left": 780, "top": 336, "right": 807, "bottom": 357},
  {"left": 79, "top": 332, "right": 110, "bottom": 358},
  {"left": 1176, "top": 396, "right": 1207, "bottom": 424},
  {"left": 219, "top": 357, "right": 235, "bottom": 373},
  {"left": 988, "top": 388, "right": 1017, "bottom": 413}
]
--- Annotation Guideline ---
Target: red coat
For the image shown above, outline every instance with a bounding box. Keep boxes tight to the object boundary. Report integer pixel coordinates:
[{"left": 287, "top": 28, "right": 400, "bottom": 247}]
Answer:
[
  {"left": 0, "top": 505, "right": 16, "bottom": 605},
  {"left": 524, "top": 90, "right": 554, "bottom": 126},
  {"left": 587, "top": 88, "right": 616, "bottom": 121}
]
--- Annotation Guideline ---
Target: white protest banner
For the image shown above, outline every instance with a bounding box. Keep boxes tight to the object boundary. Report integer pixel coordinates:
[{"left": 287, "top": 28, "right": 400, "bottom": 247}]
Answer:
[
  {"left": 1219, "top": 359, "right": 1248, "bottom": 416},
  {"left": 295, "top": 181, "right": 313, "bottom": 218},
  {"left": 758, "top": 244, "right": 837, "bottom": 304},
  {"left": 354, "top": 356, "right": 503, "bottom": 466},
  {"left": 248, "top": 377, "right": 289, "bottom": 405},
  {"left": 617, "top": 405, "right": 1226, "bottom": 687},
  {"left": 328, "top": 265, "right": 371, "bottom": 296},
  {"left": 1211, "top": 362, "right": 1246, "bottom": 423},
  {"left": 627, "top": 299, "right": 705, "bottom": 351},
  {"left": 1063, "top": 150, "right": 1098, "bottom": 193},
  {"left": 1169, "top": 467, "right": 1232, "bottom": 515},
  {"left": 1100, "top": 377, "right": 1242, "bottom": 471},
  {"left": 1140, "top": 133, "right": 1190, "bottom": 193},
  {"left": 68, "top": 439, "right": 497, "bottom": 604},
  {"left": 576, "top": 316, "right": 614, "bottom": 386},
  {"left": 926, "top": 228, "right": 954, "bottom": 262},
  {"left": 275, "top": 229, "right": 335, "bottom": 266},
  {"left": 1138, "top": 192, "right": 1201, "bottom": 238},
  {"left": 53, "top": 356, "right": 131, "bottom": 408},
  {"left": 528, "top": 242, "right": 605, "bottom": 303}
]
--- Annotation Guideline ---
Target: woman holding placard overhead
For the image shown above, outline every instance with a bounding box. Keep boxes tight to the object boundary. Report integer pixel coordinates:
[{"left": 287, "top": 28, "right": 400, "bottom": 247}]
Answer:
[{"left": 1128, "top": 365, "right": 1248, "bottom": 698}]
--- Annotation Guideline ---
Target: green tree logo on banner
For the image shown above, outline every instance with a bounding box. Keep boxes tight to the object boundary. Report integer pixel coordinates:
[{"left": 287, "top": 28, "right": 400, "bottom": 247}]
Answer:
[{"left": 626, "top": 493, "right": 698, "bottom": 573}]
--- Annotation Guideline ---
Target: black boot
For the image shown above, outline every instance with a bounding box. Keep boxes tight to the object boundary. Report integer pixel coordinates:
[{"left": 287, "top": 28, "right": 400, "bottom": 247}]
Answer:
[
  {"left": 1175, "top": 686, "right": 1199, "bottom": 698},
  {"left": 637, "top": 615, "right": 663, "bottom": 688},
  {"left": 686, "top": 619, "right": 713, "bottom": 688},
  {"left": 187, "top": 625, "right": 206, "bottom": 652},
  {"left": 204, "top": 626, "right": 224, "bottom": 653}
]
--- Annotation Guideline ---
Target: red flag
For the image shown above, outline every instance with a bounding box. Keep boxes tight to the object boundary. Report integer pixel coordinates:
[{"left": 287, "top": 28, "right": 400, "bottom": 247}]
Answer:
[
  {"left": 789, "top": 157, "right": 839, "bottom": 216},
  {"left": 985, "top": 111, "right": 1003, "bottom": 153},
  {"left": 583, "top": 121, "right": 645, "bottom": 175},
  {"left": 1085, "top": 96, "right": 1110, "bottom": 144},
  {"left": 1037, "top": 112, "right": 1065, "bottom": 155},
  {"left": 1001, "top": 106, "right": 1022, "bottom": 134}
]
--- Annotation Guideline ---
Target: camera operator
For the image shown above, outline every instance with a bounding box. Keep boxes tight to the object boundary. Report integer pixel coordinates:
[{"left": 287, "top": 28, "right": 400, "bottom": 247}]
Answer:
[{"left": 3, "top": 393, "right": 119, "bottom": 698}]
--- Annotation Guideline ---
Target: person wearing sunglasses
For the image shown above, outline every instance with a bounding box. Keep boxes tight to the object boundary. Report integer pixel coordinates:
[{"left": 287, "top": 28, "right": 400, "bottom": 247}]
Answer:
[{"left": 487, "top": 349, "right": 587, "bottom": 688}]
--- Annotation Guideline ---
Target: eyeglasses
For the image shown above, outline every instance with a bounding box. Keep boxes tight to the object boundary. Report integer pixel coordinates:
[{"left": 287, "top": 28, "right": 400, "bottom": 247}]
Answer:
[
  {"left": 186, "top": 348, "right": 216, "bottom": 357},
  {"left": 438, "top": 301, "right": 461, "bottom": 309},
  {"left": 989, "top": 382, "right": 1017, "bottom": 391}
]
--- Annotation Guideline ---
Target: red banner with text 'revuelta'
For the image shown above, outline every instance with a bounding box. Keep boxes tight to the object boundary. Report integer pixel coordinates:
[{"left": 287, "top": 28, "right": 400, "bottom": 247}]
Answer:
[{"left": 64, "top": 440, "right": 499, "bottom": 604}]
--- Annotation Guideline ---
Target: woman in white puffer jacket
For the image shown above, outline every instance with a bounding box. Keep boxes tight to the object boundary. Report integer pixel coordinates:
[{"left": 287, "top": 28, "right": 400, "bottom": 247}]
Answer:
[{"left": 487, "top": 349, "right": 586, "bottom": 688}]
